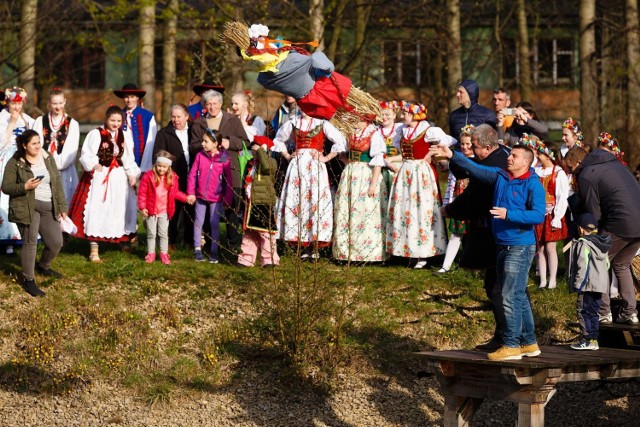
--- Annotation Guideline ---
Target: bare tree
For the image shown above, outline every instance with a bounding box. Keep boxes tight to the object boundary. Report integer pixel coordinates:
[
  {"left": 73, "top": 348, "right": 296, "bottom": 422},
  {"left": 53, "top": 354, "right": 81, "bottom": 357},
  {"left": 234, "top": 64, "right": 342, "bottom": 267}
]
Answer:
[
  {"left": 162, "top": 0, "right": 178, "bottom": 122},
  {"left": 342, "top": 0, "right": 372, "bottom": 77},
  {"left": 326, "top": 0, "right": 347, "bottom": 63},
  {"left": 446, "top": 0, "right": 462, "bottom": 112},
  {"left": 580, "top": 0, "right": 598, "bottom": 148},
  {"left": 516, "top": 0, "right": 532, "bottom": 101},
  {"left": 139, "top": 0, "right": 156, "bottom": 113},
  {"left": 626, "top": 0, "right": 640, "bottom": 167},
  {"left": 309, "top": 0, "right": 325, "bottom": 51},
  {"left": 19, "top": 0, "right": 38, "bottom": 108}
]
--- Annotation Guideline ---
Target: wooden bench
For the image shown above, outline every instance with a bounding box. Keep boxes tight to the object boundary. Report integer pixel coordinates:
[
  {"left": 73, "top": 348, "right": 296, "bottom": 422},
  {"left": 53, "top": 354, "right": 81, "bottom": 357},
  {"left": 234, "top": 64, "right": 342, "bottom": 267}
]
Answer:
[
  {"left": 418, "top": 345, "right": 640, "bottom": 427},
  {"left": 598, "top": 322, "right": 640, "bottom": 349}
]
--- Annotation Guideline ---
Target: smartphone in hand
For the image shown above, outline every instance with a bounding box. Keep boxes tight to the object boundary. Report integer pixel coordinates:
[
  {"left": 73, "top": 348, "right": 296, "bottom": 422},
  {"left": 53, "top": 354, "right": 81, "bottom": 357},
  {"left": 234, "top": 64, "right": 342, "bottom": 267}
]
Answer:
[{"left": 34, "top": 175, "right": 44, "bottom": 181}]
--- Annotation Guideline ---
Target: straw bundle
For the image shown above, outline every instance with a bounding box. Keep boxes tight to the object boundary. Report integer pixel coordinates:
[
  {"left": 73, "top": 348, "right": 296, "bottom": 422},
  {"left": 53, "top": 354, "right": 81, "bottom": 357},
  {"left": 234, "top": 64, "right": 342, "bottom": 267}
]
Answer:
[
  {"left": 330, "top": 110, "right": 362, "bottom": 139},
  {"left": 220, "top": 21, "right": 250, "bottom": 50},
  {"left": 346, "top": 86, "right": 381, "bottom": 119}
]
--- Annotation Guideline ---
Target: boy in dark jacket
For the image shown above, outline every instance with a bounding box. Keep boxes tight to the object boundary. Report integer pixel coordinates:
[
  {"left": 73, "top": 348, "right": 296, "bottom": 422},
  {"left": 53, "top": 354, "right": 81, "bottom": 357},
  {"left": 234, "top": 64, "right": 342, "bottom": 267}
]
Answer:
[
  {"left": 237, "top": 136, "right": 280, "bottom": 267},
  {"left": 449, "top": 79, "right": 497, "bottom": 144},
  {"left": 568, "top": 213, "right": 612, "bottom": 350}
]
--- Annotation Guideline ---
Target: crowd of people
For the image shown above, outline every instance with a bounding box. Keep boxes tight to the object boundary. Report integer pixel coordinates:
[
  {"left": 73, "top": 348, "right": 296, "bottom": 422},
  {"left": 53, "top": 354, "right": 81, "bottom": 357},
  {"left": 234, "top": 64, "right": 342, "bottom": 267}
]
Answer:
[{"left": 1, "top": 79, "right": 640, "bottom": 361}]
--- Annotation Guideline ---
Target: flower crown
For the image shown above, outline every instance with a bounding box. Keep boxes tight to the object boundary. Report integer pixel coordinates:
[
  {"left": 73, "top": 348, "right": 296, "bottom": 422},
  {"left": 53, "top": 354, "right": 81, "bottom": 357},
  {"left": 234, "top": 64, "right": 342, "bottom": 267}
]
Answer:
[
  {"left": 598, "top": 131, "right": 625, "bottom": 162},
  {"left": 5, "top": 87, "right": 27, "bottom": 103},
  {"left": 379, "top": 100, "right": 399, "bottom": 112},
  {"left": 562, "top": 117, "right": 584, "bottom": 145},
  {"left": 518, "top": 133, "right": 537, "bottom": 150},
  {"left": 460, "top": 124, "right": 475, "bottom": 136},
  {"left": 534, "top": 140, "right": 555, "bottom": 161},
  {"left": 401, "top": 101, "right": 427, "bottom": 121}
]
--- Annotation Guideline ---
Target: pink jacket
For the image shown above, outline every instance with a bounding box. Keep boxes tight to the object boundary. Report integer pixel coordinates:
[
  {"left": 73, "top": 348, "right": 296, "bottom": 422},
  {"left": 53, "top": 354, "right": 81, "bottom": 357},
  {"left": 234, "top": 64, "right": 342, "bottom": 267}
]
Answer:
[
  {"left": 187, "top": 150, "right": 233, "bottom": 205},
  {"left": 137, "top": 170, "right": 188, "bottom": 219}
]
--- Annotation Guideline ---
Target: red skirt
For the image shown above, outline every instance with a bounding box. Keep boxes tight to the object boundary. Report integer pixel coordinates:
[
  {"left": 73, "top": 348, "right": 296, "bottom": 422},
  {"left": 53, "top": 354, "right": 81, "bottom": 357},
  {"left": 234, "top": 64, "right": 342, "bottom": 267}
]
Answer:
[
  {"left": 297, "top": 73, "right": 352, "bottom": 120},
  {"left": 67, "top": 171, "right": 134, "bottom": 243},
  {"left": 535, "top": 214, "right": 568, "bottom": 244}
]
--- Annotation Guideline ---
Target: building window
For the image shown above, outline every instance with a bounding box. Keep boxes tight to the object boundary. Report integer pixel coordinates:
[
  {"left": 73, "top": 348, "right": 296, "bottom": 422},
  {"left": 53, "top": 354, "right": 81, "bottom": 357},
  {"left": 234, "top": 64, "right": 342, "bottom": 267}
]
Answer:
[
  {"left": 504, "top": 37, "right": 575, "bottom": 87},
  {"left": 382, "top": 41, "right": 437, "bottom": 88},
  {"left": 38, "top": 43, "right": 106, "bottom": 89}
]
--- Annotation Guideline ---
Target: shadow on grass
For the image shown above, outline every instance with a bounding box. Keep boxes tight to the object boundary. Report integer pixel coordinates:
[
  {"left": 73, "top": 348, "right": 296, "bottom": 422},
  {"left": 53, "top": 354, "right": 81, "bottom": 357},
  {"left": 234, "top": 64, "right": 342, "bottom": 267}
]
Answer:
[{"left": 0, "top": 361, "right": 88, "bottom": 396}]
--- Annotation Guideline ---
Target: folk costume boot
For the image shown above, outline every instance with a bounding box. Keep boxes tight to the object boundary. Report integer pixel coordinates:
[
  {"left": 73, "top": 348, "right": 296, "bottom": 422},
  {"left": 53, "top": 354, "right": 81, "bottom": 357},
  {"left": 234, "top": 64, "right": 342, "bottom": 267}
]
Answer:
[{"left": 89, "top": 242, "right": 103, "bottom": 263}]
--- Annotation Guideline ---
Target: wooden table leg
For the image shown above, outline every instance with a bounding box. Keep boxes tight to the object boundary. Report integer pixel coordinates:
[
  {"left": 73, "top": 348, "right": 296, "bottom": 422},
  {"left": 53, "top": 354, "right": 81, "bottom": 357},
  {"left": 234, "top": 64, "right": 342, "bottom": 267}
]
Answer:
[
  {"left": 517, "top": 402, "right": 545, "bottom": 427},
  {"left": 443, "top": 394, "right": 483, "bottom": 427}
]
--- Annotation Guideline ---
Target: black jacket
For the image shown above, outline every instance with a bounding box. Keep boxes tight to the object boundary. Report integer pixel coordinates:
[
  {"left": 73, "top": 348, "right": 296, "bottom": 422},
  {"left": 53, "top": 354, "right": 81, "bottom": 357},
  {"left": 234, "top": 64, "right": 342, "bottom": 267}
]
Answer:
[
  {"left": 575, "top": 148, "right": 640, "bottom": 239},
  {"left": 445, "top": 144, "right": 510, "bottom": 269},
  {"left": 153, "top": 124, "right": 191, "bottom": 192},
  {"left": 448, "top": 79, "right": 497, "bottom": 143}
]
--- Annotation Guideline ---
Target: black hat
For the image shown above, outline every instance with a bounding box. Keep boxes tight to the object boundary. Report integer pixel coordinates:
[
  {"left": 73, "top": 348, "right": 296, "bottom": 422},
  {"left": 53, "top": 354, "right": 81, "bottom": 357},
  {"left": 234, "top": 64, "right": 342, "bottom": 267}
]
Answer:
[
  {"left": 576, "top": 213, "right": 598, "bottom": 231},
  {"left": 114, "top": 83, "right": 146, "bottom": 99},
  {"left": 193, "top": 80, "right": 225, "bottom": 96}
]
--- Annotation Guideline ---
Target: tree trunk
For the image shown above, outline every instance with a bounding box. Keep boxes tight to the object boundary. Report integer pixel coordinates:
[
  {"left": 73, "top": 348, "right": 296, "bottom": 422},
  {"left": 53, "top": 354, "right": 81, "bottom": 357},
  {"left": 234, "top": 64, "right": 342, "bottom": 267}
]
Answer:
[
  {"left": 326, "top": 0, "right": 347, "bottom": 63},
  {"left": 516, "top": 0, "right": 532, "bottom": 101},
  {"left": 139, "top": 0, "right": 156, "bottom": 114},
  {"left": 162, "top": 0, "right": 178, "bottom": 123},
  {"left": 19, "top": 0, "right": 38, "bottom": 109},
  {"left": 626, "top": 0, "right": 640, "bottom": 167},
  {"left": 446, "top": 0, "right": 462, "bottom": 113},
  {"left": 580, "top": 0, "right": 598, "bottom": 149},
  {"left": 309, "top": 0, "right": 325, "bottom": 51},
  {"left": 342, "top": 0, "right": 372, "bottom": 77}
]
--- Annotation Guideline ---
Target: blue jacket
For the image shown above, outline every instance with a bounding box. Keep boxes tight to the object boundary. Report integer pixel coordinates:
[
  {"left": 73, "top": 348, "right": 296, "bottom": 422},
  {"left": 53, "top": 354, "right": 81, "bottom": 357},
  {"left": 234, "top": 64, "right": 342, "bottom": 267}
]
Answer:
[
  {"left": 448, "top": 79, "right": 497, "bottom": 143},
  {"left": 450, "top": 151, "right": 545, "bottom": 246}
]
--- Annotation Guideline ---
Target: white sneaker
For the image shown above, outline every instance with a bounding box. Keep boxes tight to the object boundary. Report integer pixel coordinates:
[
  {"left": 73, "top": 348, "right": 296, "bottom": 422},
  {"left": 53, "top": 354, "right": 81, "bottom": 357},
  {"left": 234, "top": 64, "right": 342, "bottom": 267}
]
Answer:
[
  {"left": 616, "top": 312, "right": 639, "bottom": 325},
  {"left": 599, "top": 312, "right": 613, "bottom": 324}
]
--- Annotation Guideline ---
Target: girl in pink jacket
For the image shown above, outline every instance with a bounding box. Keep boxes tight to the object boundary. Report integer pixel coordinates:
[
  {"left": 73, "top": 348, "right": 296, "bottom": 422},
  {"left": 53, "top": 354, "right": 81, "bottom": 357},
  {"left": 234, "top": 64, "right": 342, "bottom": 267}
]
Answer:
[
  {"left": 187, "top": 129, "right": 233, "bottom": 263},
  {"left": 138, "top": 151, "right": 193, "bottom": 264}
]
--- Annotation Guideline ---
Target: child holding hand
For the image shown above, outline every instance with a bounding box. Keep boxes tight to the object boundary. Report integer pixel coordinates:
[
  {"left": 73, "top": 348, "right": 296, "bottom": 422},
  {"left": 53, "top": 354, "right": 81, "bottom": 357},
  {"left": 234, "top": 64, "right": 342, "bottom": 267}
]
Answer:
[
  {"left": 568, "top": 213, "right": 612, "bottom": 350},
  {"left": 188, "top": 129, "right": 233, "bottom": 263},
  {"left": 237, "top": 136, "right": 280, "bottom": 267},
  {"left": 138, "top": 151, "right": 195, "bottom": 264}
]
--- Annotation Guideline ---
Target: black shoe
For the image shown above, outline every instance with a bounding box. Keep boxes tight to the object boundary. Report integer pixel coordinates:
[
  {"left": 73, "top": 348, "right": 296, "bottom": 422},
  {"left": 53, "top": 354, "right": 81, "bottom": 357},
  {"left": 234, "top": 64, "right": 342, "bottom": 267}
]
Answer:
[
  {"left": 36, "top": 265, "right": 63, "bottom": 278},
  {"left": 475, "top": 338, "right": 502, "bottom": 352},
  {"left": 23, "top": 279, "right": 46, "bottom": 297}
]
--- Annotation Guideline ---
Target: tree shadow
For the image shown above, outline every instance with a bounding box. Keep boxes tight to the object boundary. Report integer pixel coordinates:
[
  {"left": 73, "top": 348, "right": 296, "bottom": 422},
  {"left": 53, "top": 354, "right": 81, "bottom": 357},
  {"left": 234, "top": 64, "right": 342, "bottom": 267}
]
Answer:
[{"left": 0, "top": 361, "right": 88, "bottom": 396}]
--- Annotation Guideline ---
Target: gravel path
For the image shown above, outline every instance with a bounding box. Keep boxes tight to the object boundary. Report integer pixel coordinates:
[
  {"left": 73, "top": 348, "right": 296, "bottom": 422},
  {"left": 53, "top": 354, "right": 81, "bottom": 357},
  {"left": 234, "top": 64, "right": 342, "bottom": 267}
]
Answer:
[{"left": 1, "top": 361, "right": 639, "bottom": 426}]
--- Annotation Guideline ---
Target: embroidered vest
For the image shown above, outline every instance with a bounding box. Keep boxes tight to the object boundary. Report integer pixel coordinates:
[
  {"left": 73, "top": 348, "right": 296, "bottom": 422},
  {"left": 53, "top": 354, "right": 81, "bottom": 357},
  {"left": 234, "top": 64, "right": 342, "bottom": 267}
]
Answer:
[
  {"left": 188, "top": 104, "right": 206, "bottom": 121},
  {"left": 97, "top": 128, "right": 125, "bottom": 167},
  {"left": 294, "top": 124, "right": 324, "bottom": 151},
  {"left": 122, "top": 106, "right": 153, "bottom": 166},
  {"left": 540, "top": 166, "right": 559, "bottom": 205},
  {"left": 41, "top": 114, "right": 70, "bottom": 155},
  {"left": 349, "top": 129, "right": 373, "bottom": 162},
  {"left": 400, "top": 126, "right": 432, "bottom": 160}
]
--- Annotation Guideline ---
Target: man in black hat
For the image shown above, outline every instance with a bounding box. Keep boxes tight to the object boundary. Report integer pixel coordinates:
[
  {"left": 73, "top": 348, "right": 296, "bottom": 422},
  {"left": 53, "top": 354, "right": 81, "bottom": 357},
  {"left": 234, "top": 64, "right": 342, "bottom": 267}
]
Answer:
[
  {"left": 113, "top": 83, "right": 157, "bottom": 172},
  {"left": 188, "top": 80, "right": 225, "bottom": 121}
]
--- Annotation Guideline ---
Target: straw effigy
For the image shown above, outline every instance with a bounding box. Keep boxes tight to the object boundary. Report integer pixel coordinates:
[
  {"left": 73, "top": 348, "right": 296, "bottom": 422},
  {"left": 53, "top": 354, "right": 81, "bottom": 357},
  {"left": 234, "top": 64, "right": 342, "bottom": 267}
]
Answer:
[
  {"left": 632, "top": 256, "right": 640, "bottom": 285},
  {"left": 220, "top": 20, "right": 381, "bottom": 136}
]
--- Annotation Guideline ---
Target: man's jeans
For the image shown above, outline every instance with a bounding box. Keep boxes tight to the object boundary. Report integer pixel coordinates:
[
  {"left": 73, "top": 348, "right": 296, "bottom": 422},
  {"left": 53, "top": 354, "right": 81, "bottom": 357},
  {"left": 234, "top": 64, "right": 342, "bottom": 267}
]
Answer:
[{"left": 497, "top": 244, "right": 537, "bottom": 348}]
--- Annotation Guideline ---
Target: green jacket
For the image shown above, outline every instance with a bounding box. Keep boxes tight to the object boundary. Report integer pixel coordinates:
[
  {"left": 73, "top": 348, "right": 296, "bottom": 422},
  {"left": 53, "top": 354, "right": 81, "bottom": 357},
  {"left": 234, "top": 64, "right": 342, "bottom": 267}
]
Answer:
[
  {"left": 250, "top": 147, "right": 277, "bottom": 206},
  {"left": 1, "top": 151, "right": 68, "bottom": 225}
]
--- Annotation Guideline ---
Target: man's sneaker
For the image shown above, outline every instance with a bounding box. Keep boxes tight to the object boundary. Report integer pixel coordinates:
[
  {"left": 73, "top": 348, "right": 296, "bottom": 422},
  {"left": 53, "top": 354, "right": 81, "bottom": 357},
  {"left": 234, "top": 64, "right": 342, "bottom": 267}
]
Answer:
[
  {"left": 616, "top": 312, "right": 639, "bottom": 325},
  {"left": 159, "top": 253, "right": 171, "bottom": 265},
  {"left": 571, "top": 339, "right": 599, "bottom": 350},
  {"left": 599, "top": 312, "right": 613, "bottom": 324},
  {"left": 475, "top": 338, "right": 502, "bottom": 352},
  {"left": 488, "top": 346, "right": 522, "bottom": 361},
  {"left": 209, "top": 258, "right": 219, "bottom": 264},
  {"left": 145, "top": 252, "right": 156, "bottom": 263},
  {"left": 23, "top": 279, "right": 46, "bottom": 297},
  {"left": 520, "top": 343, "right": 541, "bottom": 357},
  {"left": 194, "top": 249, "right": 205, "bottom": 262}
]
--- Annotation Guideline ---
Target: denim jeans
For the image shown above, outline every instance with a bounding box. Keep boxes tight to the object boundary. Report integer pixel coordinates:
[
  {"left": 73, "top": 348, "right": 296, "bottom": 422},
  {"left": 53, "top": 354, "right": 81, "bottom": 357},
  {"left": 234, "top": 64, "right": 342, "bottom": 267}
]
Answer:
[{"left": 497, "top": 244, "right": 537, "bottom": 348}]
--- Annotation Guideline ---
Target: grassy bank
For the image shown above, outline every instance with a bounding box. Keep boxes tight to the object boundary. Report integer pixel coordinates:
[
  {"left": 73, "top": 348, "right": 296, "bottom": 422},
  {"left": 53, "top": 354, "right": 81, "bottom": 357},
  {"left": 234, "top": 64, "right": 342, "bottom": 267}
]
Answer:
[{"left": 0, "top": 238, "right": 578, "bottom": 402}]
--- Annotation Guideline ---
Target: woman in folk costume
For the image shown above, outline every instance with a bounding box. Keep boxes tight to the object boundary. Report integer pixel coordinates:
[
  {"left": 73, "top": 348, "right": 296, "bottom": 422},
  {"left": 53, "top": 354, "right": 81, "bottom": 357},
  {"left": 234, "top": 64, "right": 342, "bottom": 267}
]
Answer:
[
  {"left": 376, "top": 100, "right": 403, "bottom": 178},
  {"left": 437, "top": 124, "right": 475, "bottom": 274},
  {"left": 529, "top": 136, "right": 569, "bottom": 289},
  {"left": 385, "top": 101, "right": 455, "bottom": 268},
  {"left": 33, "top": 88, "right": 80, "bottom": 207},
  {"left": 68, "top": 106, "right": 140, "bottom": 262},
  {"left": 333, "top": 115, "right": 388, "bottom": 262},
  {"left": 272, "top": 111, "right": 346, "bottom": 258},
  {"left": 0, "top": 87, "right": 35, "bottom": 254}
]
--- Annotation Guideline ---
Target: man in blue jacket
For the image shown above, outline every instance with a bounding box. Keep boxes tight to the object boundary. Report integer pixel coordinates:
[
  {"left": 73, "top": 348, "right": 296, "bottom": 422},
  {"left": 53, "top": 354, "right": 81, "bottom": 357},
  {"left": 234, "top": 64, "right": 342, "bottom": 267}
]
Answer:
[
  {"left": 449, "top": 79, "right": 497, "bottom": 144},
  {"left": 432, "top": 142, "right": 545, "bottom": 361}
]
